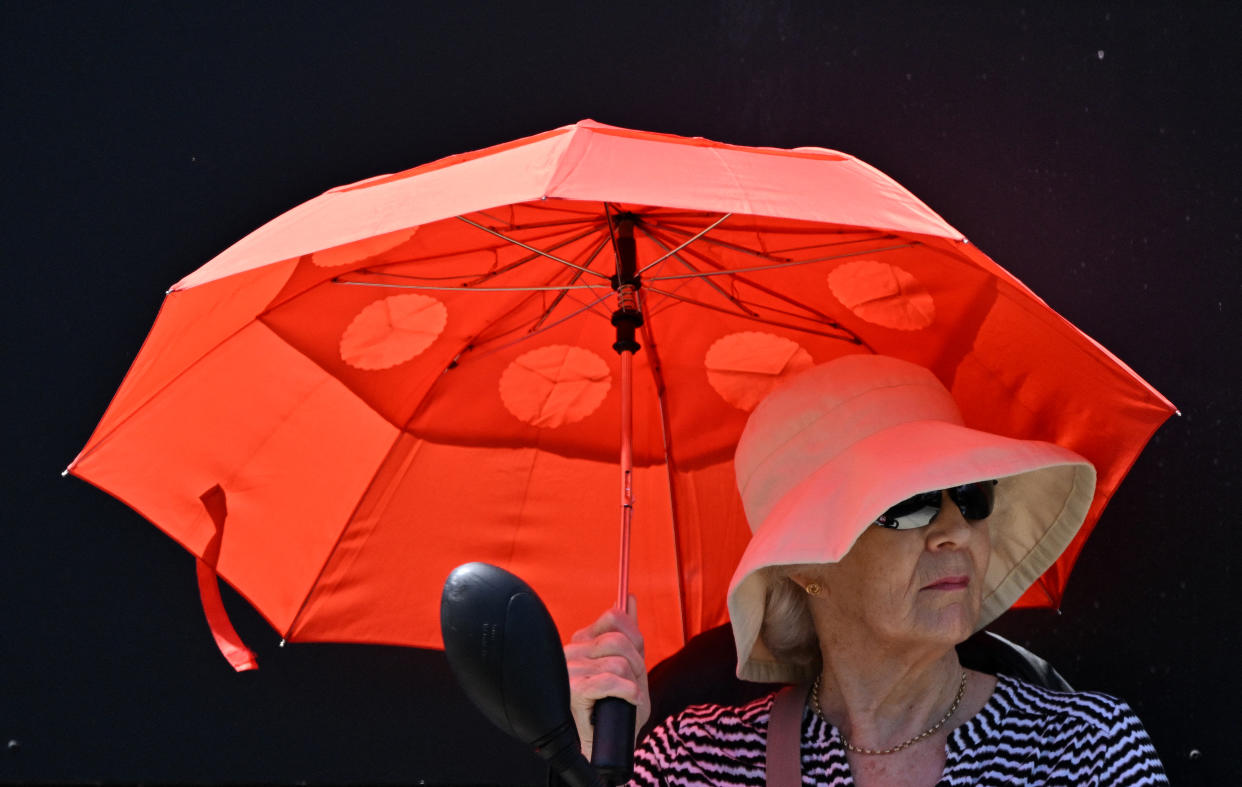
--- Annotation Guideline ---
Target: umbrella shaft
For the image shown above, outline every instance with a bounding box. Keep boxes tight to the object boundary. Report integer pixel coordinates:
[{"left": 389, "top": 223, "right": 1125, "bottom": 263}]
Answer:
[
  {"left": 617, "top": 349, "right": 634, "bottom": 610},
  {"left": 612, "top": 215, "right": 641, "bottom": 612}
]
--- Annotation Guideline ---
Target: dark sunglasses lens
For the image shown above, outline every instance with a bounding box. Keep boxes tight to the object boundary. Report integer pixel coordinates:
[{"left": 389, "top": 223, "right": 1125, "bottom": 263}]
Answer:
[
  {"left": 885, "top": 491, "right": 939, "bottom": 518},
  {"left": 876, "top": 491, "right": 940, "bottom": 529},
  {"left": 950, "top": 481, "right": 996, "bottom": 520},
  {"left": 875, "top": 481, "right": 996, "bottom": 529}
]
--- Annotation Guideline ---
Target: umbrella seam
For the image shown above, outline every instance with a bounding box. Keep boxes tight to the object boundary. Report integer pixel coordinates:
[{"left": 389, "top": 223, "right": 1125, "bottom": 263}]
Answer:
[
  {"left": 965, "top": 281, "right": 1175, "bottom": 430},
  {"left": 708, "top": 148, "right": 756, "bottom": 217},
  {"left": 501, "top": 444, "right": 544, "bottom": 574},
  {"left": 544, "top": 123, "right": 594, "bottom": 199},
  {"left": 207, "top": 371, "right": 357, "bottom": 634},
  {"left": 640, "top": 307, "right": 691, "bottom": 647},
  {"left": 69, "top": 300, "right": 289, "bottom": 471},
  {"left": 1030, "top": 404, "right": 1175, "bottom": 609},
  {"left": 837, "top": 155, "right": 963, "bottom": 241},
  {"left": 285, "top": 428, "right": 420, "bottom": 639}
]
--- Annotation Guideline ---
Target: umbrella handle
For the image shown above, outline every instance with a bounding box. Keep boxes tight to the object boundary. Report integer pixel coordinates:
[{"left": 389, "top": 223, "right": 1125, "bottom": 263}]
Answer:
[{"left": 590, "top": 696, "right": 636, "bottom": 783}]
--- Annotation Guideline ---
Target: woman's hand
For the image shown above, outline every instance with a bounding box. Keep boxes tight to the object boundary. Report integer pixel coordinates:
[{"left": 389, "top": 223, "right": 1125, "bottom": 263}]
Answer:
[{"left": 564, "top": 597, "right": 652, "bottom": 759}]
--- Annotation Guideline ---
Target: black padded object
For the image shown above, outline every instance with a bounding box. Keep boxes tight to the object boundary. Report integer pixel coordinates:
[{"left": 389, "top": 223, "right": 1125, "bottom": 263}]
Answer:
[{"left": 441, "top": 562, "right": 603, "bottom": 787}]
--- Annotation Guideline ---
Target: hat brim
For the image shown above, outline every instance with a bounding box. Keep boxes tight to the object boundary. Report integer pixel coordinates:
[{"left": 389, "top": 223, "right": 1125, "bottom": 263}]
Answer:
[{"left": 727, "top": 418, "right": 1095, "bottom": 684}]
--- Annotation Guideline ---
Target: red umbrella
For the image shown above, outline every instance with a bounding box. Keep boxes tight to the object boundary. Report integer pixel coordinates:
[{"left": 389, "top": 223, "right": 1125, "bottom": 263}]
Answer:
[{"left": 68, "top": 120, "right": 1174, "bottom": 671}]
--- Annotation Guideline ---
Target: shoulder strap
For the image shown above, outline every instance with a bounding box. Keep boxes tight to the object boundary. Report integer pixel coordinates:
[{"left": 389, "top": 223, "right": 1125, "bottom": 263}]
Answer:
[{"left": 765, "top": 684, "right": 807, "bottom": 787}]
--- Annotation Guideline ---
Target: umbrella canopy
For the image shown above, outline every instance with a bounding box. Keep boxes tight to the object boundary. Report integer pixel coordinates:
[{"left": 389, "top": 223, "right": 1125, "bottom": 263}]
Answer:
[{"left": 68, "top": 120, "right": 1174, "bottom": 670}]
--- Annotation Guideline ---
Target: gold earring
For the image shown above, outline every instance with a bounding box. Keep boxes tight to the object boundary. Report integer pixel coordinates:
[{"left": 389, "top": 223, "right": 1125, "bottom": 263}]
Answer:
[{"left": 804, "top": 582, "right": 822, "bottom": 597}]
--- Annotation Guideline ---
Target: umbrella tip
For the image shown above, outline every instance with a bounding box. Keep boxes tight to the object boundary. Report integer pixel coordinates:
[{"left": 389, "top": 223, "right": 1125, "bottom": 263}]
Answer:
[
  {"left": 278, "top": 638, "right": 286, "bottom": 648},
  {"left": 60, "top": 467, "right": 70, "bottom": 477},
  {"left": 1174, "top": 409, "right": 1183, "bottom": 417}
]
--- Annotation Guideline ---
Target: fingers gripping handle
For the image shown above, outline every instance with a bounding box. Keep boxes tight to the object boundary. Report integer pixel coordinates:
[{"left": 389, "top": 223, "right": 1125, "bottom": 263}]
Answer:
[{"left": 590, "top": 696, "right": 636, "bottom": 782}]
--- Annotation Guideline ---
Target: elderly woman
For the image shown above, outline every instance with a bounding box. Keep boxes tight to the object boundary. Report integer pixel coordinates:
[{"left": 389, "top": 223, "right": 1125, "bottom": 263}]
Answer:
[{"left": 566, "top": 355, "right": 1167, "bottom": 786}]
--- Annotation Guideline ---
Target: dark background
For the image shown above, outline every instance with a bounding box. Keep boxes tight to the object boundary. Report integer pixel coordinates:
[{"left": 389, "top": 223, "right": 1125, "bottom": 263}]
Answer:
[{"left": 4, "top": 2, "right": 1238, "bottom": 783}]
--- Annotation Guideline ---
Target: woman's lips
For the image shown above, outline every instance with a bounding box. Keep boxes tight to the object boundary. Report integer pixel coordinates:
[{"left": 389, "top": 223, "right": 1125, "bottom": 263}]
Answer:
[{"left": 923, "top": 576, "right": 969, "bottom": 591}]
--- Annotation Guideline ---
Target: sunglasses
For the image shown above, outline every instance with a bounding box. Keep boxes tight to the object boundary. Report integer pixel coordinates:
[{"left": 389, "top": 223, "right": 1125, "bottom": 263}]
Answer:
[{"left": 873, "top": 480, "right": 998, "bottom": 530}]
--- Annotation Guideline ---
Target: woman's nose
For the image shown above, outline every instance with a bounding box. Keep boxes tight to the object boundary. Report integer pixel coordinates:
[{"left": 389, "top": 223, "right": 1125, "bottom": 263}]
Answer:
[{"left": 925, "top": 489, "right": 974, "bottom": 550}]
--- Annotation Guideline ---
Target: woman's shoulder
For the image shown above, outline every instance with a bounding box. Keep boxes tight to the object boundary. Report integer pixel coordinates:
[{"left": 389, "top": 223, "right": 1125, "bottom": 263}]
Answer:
[
  {"left": 640, "top": 690, "right": 780, "bottom": 755},
  {"left": 949, "top": 675, "right": 1168, "bottom": 783},
  {"left": 991, "top": 672, "right": 1143, "bottom": 731},
  {"left": 634, "top": 691, "right": 780, "bottom": 779},
  {"left": 660, "top": 689, "right": 780, "bottom": 736}
]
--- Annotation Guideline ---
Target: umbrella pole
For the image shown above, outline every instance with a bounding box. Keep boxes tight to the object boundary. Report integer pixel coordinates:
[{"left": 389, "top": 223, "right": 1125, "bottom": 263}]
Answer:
[
  {"left": 609, "top": 215, "right": 643, "bottom": 611},
  {"left": 590, "top": 215, "right": 644, "bottom": 783},
  {"left": 617, "top": 348, "right": 634, "bottom": 610}
]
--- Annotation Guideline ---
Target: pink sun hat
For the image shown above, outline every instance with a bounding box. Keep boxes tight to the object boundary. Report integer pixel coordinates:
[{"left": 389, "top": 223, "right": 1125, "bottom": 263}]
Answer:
[{"left": 726, "top": 354, "right": 1096, "bottom": 684}]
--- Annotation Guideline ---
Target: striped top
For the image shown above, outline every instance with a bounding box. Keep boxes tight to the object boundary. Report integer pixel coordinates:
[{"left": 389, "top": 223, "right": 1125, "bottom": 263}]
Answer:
[{"left": 630, "top": 674, "right": 1167, "bottom": 785}]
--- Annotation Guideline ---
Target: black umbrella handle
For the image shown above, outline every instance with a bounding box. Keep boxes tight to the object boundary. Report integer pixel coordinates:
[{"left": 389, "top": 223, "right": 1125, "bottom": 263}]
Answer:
[{"left": 590, "top": 696, "right": 636, "bottom": 782}]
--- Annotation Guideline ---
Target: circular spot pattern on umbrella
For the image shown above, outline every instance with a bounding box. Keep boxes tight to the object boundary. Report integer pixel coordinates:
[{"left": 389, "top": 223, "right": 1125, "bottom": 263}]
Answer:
[
  {"left": 705, "top": 331, "right": 814, "bottom": 411},
  {"left": 339, "top": 293, "right": 448, "bottom": 370},
  {"left": 827, "top": 259, "right": 935, "bottom": 330},
  {"left": 499, "top": 345, "right": 612, "bottom": 428}
]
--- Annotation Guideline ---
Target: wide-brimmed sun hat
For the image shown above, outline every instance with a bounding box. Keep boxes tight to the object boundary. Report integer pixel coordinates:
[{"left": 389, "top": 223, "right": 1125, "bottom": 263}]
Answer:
[{"left": 727, "top": 354, "right": 1096, "bottom": 684}]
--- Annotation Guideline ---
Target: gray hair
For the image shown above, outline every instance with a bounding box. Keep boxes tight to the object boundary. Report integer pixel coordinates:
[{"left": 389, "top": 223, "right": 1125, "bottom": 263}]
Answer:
[{"left": 759, "top": 566, "right": 821, "bottom": 671}]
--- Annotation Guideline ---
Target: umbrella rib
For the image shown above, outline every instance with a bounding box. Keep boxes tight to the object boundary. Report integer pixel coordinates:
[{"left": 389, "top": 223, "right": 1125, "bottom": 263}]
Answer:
[
  {"left": 604, "top": 203, "right": 622, "bottom": 274},
  {"left": 66, "top": 310, "right": 266, "bottom": 470},
  {"left": 650, "top": 214, "right": 889, "bottom": 237},
  {"left": 637, "top": 296, "right": 691, "bottom": 646},
  {"left": 640, "top": 227, "right": 850, "bottom": 327},
  {"left": 420, "top": 238, "right": 617, "bottom": 364},
  {"left": 482, "top": 201, "right": 605, "bottom": 220},
  {"left": 457, "top": 216, "right": 612, "bottom": 280},
  {"left": 532, "top": 236, "right": 612, "bottom": 330},
  {"left": 455, "top": 235, "right": 615, "bottom": 348},
  {"left": 461, "top": 225, "right": 604, "bottom": 286},
  {"left": 727, "top": 294, "right": 850, "bottom": 327},
  {"left": 285, "top": 427, "right": 425, "bottom": 641},
  {"left": 452, "top": 291, "right": 616, "bottom": 364},
  {"left": 645, "top": 285, "right": 866, "bottom": 345},
  {"left": 635, "top": 224, "right": 759, "bottom": 317},
  {"left": 635, "top": 213, "right": 732, "bottom": 275},
  {"left": 469, "top": 212, "right": 603, "bottom": 230},
  {"left": 332, "top": 279, "right": 610, "bottom": 293},
  {"left": 342, "top": 224, "right": 603, "bottom": 289},
  {"left": 343, "top": 224, "right": 601, "bottom": 285},
  {"left": 647, "top": 243, "right": 916, "bottom": 280},
  {"left": 649, "top": 221, "right": 894, "bottom": 261}
]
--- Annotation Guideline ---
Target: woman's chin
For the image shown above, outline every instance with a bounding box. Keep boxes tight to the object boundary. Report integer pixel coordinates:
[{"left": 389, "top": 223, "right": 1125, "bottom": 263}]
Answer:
[{"left": 910, "top": 603, "right": 979, "bottom": 646}]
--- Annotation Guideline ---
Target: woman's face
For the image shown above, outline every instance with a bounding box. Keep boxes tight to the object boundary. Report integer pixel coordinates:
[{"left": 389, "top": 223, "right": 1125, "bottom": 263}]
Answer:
[{"left": 810, "top": 490, "right": 992, "bottom": 650}]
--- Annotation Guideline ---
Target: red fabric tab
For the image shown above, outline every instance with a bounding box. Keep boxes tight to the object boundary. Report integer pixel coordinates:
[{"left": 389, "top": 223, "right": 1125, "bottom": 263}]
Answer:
[
  {"left": 196, "top": 559, "right": 259, "bottom": 671},
  {"left": 196, "top": 485, "right": 258, "bottom": 671}
]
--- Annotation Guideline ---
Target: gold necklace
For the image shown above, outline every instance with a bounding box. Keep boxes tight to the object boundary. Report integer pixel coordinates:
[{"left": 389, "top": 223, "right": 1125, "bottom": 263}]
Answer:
[{"left": 809, "top": 670, "right": 967, "bottom": 755}]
